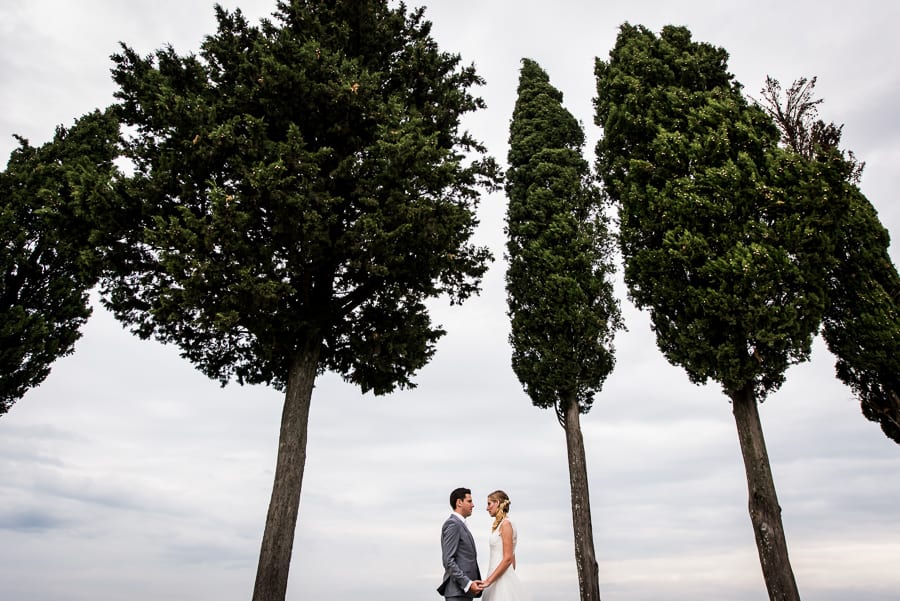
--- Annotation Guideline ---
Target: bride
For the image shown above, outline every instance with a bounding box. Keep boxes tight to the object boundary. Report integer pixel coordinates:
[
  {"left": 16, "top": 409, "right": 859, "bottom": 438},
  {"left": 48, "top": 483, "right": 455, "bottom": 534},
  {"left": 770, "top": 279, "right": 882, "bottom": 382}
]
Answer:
[{"left": 481, "top": 490, "right": 531, "bottom": 601}]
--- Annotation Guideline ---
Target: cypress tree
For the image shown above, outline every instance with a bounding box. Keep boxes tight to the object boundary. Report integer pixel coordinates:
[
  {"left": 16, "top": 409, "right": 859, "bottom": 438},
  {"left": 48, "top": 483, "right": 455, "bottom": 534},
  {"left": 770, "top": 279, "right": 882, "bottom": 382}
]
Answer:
[{"left": 506, "top": 58, "right": 621, "bottom": 601}]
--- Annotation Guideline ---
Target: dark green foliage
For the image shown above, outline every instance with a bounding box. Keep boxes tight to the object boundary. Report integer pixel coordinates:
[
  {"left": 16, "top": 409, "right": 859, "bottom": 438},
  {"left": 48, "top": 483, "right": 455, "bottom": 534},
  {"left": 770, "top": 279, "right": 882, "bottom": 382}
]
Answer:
[
  {"left": 824, "top": 188, "right": 900, "bottom": 442},
  {"left": 105, "top": 4, "right": 498, "bottom": 598},
  {"left": 104, "top": 0, "right": 498, "bottom": 394},
  {"left": 0, "top": 110, "right": 121, "bottom": 413},
  {"left": 595, "top": 25, "right": 802, "bottom": 601},
  {"left": 507, "top": 57, "right": 620, "bottom": 601},
  {"left": 594, "top": 25, "right": 854, "bottom": 600},
  {"left": 505, "top": 59, "right": 621, "bottom": 416},
  {"left": 595, "top": 24, "right": 846, "bottom": 399},
  {"left": 759, "top": 76, "right": 900, "bottom": 443}
]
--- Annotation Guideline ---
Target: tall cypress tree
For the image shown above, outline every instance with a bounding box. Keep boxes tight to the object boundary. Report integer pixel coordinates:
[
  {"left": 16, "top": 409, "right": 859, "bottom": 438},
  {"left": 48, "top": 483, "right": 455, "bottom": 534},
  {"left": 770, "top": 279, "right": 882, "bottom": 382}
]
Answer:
[
  {"left": 759, "top": 77, "right": 900, "bottom": 443},
  {"left": 823, "top": 189, "right": 900, "bottom": 442},
  {"left": 104, "top": 3, "right": 499, "bottom": 599},
  {"left": 506, "top": 58, "right": 621, "bottom": 601},
  {"left": 595, "top": 25, "right": 849, "bottom": 601},
  {"left": 0, "top": 110, "right": 121, "bottom": 412}
]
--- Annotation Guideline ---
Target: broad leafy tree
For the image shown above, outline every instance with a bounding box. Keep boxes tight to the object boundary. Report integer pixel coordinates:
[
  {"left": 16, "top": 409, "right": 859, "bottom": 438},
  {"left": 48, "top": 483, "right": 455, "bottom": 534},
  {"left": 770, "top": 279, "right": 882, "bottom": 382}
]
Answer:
[
  {"left": 595, "top": 25, "right": 850, "bottom": 601},
  {"left": 759, "top": 77, "right": 900, "bottom": 443},
  {"left": 506, "top": 58, "right": 621, "bottom": 601},
  {"left": 103, "top": 3, "right": 498, "bottom": 600},
  {"left": 1, "top": 110, "right": 121, "bottom": 413}
]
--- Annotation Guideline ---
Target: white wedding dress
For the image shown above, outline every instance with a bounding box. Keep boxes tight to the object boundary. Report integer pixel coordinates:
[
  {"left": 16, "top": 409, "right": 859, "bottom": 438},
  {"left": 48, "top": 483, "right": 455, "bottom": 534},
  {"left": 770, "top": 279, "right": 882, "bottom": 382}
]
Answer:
[{"left": 483, "top": 519, "right": 530, "bottom": 601}]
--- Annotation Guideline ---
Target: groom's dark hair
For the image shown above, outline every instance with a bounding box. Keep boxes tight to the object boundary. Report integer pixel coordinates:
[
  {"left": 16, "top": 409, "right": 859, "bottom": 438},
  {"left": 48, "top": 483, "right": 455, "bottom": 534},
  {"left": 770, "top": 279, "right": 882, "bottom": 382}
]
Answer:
[{"left": 449, "top": 487, "right": 471, "bottom": 509}]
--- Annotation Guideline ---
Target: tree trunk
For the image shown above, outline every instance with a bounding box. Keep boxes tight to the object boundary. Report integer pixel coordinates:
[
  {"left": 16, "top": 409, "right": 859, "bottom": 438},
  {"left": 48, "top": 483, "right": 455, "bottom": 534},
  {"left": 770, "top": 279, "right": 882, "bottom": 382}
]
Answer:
[
  {"left": 562, "top": 399, "right": 602, "bottom": 601},
  {"left": 730, "top": 385, "right": 801, "bottom": 601},
  {"left": 252, "top": 343, "right": 321, "bottom": 601},
  {"left": 881, "top": 388, "right": 900, "bottom": 438}
]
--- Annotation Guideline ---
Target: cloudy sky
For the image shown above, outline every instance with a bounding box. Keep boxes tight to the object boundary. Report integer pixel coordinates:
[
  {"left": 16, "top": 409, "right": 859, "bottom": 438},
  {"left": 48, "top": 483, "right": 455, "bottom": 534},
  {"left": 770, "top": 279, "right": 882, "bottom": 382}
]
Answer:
[{"left": 2, "top": 1, "right": 899, "bottom": 600}]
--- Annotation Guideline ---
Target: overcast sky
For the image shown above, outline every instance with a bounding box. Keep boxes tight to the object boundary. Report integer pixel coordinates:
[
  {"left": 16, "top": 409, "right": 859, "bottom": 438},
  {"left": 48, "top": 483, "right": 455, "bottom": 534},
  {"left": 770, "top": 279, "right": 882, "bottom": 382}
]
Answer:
[{"left": 1, "top": 2, "right": 899, "bottom": 601}]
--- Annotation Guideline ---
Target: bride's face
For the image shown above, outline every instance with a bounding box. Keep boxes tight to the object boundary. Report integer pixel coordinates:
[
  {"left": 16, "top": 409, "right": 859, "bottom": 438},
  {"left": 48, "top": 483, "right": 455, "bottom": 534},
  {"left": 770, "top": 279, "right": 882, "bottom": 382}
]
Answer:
[{"left": 486, "top": 497, "right": 499, "bottom": 517}]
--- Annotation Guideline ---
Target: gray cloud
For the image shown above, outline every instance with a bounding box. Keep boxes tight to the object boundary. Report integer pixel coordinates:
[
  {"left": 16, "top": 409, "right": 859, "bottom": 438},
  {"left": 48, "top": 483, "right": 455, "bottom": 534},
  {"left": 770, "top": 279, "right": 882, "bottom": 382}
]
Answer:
[{"left": 0, "top": 508, "right": 70, "bottom": 532}]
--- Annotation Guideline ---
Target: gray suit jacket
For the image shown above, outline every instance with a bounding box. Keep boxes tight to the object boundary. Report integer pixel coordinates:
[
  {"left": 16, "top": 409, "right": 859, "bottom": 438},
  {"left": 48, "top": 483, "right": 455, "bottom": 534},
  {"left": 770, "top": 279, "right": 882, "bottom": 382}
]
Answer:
[{"left": 437, "top": 514, "right": 482, "bottom": 598}]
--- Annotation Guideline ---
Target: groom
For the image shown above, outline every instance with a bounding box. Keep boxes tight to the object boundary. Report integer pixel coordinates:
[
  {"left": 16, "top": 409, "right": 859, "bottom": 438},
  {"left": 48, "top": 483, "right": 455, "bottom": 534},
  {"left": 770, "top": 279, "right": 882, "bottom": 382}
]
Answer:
[{"left": 438, "top": 487, "right": 483, "bottom": 599}]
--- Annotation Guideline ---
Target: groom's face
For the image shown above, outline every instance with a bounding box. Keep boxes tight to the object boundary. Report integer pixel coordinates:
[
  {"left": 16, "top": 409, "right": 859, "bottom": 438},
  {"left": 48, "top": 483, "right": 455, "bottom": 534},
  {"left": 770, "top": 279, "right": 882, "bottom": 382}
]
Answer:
[{"left": 457, "top": 493, "right": 475, "bottom": 517}]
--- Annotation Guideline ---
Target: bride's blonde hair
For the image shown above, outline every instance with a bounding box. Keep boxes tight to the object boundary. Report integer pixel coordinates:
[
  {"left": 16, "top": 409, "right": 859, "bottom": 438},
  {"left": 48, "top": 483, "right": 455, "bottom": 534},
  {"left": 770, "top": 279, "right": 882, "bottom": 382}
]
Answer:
[{"left": 489, "top": 490, "right": 511, "bottom": 532}]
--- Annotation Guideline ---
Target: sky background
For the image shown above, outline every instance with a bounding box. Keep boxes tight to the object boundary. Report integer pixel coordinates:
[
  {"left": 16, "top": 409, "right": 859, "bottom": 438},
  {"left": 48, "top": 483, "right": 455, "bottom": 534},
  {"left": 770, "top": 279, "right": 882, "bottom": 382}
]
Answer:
[{"left": 1, "top": 1, "right": 899, "bottom": 600}]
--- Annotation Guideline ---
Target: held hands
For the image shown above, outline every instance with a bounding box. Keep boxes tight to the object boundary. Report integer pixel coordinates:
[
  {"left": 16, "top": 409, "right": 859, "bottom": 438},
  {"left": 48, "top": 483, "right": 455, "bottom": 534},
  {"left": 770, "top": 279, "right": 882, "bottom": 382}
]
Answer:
[{"left": 471, "top": 579, "right": 490, "bottom": 592}]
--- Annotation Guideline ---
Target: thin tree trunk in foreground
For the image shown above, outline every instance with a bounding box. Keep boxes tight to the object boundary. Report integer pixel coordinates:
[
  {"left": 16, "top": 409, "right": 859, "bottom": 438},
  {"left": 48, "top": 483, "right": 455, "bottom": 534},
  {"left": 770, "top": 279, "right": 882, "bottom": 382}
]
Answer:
[
  {"left": 253, "top": 344, "right": 321, "bottom": 601},
  {"left": 563, "top": 399, "right": 602, "bottom": 601},
  {"left": 731, "top": 385, "right": 801, "bottom": 601}
]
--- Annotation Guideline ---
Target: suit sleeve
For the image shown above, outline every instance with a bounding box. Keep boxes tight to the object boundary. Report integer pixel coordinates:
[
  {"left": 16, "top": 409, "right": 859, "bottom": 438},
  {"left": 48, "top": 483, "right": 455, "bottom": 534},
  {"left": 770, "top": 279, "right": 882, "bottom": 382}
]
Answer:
[{"left": 441, "top": 518, "right": 472, "bottom": 591}]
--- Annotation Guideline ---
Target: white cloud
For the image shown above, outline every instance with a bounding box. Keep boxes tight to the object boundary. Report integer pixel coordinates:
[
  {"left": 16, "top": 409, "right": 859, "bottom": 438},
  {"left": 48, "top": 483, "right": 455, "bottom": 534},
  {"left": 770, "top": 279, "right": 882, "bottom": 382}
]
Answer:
[{"left": 2, "top": 2, "right": 899, "bottom": 601}]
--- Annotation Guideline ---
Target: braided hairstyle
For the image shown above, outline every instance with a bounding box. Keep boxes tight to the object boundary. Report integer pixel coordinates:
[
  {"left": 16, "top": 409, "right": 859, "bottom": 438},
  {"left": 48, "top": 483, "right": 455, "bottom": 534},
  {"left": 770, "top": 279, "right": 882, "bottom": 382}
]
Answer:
[{"left": 489, "top": 490, "right": 511, "bottom": 532}]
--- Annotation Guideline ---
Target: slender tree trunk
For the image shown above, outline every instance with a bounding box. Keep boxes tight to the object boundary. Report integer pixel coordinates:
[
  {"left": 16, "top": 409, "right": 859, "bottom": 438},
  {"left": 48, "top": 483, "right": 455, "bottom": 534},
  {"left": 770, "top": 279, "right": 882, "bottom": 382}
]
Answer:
[
  {"left": 562, "top": 398, "right": 601, "bottom": 601},
  {"left": 882, "top": 388, "right": 900, "bottom": 436},
  {"left": 252, "top": 343, "right": 321, "bottom": 601},
  {"left": 730, "top": 385, "right": 801, "bottom": 601}
]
